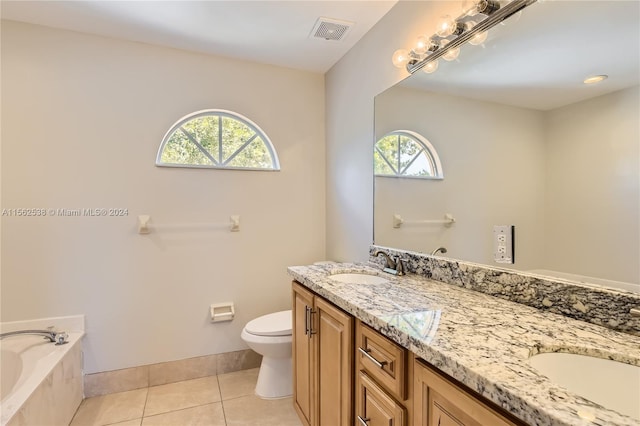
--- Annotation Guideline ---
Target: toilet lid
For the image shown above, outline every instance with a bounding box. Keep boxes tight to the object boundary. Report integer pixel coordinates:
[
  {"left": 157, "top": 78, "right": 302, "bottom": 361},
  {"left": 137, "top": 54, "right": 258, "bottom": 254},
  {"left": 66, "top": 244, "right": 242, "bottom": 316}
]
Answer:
[{"left": 245, "top": 310, "right": 292, "bottom": 337}]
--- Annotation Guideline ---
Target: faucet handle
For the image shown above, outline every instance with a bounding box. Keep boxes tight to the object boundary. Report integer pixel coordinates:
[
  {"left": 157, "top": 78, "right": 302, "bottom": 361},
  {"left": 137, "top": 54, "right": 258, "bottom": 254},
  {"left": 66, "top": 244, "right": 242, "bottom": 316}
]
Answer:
[
  {"left": 54, "top": 331, "right": 69, "bottom": 345},
  {"left": 395, "top": 257, "right": 406, "bottom": 276}
]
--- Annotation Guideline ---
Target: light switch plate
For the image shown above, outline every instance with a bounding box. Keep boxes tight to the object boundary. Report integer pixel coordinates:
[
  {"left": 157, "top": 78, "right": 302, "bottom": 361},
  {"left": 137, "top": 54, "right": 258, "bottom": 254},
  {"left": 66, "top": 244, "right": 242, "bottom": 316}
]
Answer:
[{"left": 493, "top": 225, "right": 514, "bottom": 264}]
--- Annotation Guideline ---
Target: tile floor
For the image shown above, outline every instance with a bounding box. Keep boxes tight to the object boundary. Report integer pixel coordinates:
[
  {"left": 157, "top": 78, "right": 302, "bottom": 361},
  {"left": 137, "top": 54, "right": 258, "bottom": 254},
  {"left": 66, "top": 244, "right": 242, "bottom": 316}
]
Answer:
[{"left": 70, "top": 368, "right": 302, "bottom": 426}]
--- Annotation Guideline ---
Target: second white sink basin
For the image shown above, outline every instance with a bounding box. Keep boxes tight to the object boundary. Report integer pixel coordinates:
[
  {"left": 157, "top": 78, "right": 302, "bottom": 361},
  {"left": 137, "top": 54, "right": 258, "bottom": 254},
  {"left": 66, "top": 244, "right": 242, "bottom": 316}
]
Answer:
[
  {"left": 528, "top": 352, "right": 640, "bottom": 420},
  {"left": 329, "top": 273, "right": 389, "bottom": 285}
]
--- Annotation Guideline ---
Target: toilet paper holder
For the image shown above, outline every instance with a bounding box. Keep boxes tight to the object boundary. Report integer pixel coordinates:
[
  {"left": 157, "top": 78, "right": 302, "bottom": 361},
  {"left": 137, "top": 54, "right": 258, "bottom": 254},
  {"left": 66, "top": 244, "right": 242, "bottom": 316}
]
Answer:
[{"left": 210, "top": 303, "right": 235, "bottom": 322}]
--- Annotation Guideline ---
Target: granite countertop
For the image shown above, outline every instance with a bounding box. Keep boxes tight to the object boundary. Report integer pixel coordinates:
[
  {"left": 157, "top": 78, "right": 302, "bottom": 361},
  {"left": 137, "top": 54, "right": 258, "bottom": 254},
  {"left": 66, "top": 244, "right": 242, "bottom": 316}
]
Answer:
[{"left": 287, "top": 262, "right": 640, "bottom": 426}]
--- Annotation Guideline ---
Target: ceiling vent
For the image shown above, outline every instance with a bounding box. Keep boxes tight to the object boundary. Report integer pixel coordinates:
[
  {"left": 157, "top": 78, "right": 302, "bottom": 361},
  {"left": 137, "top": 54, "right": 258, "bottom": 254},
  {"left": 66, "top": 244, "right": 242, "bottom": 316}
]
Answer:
[{"left": 310, "top": 17, "right": 354, "bottom": 42}]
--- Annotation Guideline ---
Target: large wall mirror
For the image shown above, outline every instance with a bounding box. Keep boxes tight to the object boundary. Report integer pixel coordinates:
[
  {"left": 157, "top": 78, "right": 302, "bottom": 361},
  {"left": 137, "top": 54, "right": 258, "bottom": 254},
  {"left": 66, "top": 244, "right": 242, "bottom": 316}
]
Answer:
[{"left": 374, "top": 1, "right": 639, "bottom": 291}]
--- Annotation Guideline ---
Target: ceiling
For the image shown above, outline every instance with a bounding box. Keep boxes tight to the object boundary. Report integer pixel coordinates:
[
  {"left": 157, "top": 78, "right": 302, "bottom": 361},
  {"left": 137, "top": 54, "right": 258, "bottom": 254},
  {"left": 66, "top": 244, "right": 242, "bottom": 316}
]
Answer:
[
  {"left": 400, "top": 0, "right": 640, "bottom": 111},
  {"left": 1, "top": 0, "right": 397, "bottom": 73}
]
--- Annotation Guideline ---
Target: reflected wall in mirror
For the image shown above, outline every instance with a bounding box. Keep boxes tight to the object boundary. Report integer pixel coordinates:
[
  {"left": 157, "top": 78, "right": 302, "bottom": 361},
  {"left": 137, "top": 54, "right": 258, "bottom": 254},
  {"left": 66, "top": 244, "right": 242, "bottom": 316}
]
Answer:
[{"left": 374, "top": 1, "right": 639, "bottom": 290}]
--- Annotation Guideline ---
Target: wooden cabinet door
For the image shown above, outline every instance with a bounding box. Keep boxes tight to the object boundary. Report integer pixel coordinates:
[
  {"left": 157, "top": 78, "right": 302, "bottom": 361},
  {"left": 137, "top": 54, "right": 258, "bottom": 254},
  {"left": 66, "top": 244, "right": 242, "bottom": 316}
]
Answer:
[
  {"left": 293, "top": 282, "right": 315, "bottom": 426},
  {"left": 430, "top": 404, "right": 463, "bottom": 426},
  {"left": 414, "top": 360, "right": 519, "bottom": 426},
  {"left": 316, "top": 296, "right": 354, "bottom": 426},
  {"left": 357, "top": 371, "right": 406, "bottom": 426}
]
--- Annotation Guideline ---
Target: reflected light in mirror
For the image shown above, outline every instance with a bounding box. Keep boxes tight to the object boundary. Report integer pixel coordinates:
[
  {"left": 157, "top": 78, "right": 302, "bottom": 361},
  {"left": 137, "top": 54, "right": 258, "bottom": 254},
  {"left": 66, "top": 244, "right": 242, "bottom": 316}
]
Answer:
[
  {"left": 466, "top": 20, "right": 489, "bottom": 45},
  {"left": 583, "top": 74, "right": 608, "bottom": 84},
  {"left": 422, "top": 60, "right": 439, "bottom": 74},
  {"left": 440, "top": 40, "right": 461, "bottom": 61}
]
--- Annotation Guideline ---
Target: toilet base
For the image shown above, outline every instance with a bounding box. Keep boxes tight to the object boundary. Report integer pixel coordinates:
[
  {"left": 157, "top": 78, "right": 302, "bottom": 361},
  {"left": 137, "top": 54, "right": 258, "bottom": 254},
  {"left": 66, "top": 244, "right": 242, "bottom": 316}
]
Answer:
[{"left": 255, "top": 356, "right": 292, "bottom": 399}]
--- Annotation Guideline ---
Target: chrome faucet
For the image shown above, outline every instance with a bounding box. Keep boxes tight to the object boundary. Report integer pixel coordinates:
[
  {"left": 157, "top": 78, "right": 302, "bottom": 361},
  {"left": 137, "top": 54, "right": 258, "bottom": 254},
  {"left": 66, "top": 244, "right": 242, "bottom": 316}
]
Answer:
[
  {"left": 431, "top": 247, "right": 447, "bottom": 256},
  {"left": 374, "top": 250, "right": 405, "bottom": 276},
  {"left": 0, "top": 329, "right": 69, "bottom": 345}
]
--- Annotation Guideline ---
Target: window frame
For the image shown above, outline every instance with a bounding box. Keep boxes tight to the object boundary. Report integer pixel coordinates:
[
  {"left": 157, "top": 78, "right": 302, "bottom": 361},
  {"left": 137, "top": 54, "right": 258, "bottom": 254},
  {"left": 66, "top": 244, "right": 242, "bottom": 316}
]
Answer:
[
  {"left": 374, "top": 130, "right": 444, "bottom": 180},
  {"left": 156, "top": 109, "right": 280, "bottom": 171}
]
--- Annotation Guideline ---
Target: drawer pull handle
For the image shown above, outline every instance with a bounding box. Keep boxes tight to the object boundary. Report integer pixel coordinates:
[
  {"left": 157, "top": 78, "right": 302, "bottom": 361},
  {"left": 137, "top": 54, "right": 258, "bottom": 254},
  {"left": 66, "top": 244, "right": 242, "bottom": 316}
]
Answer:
[
  {"left": 308, "top": 309, "right": 317, "bottom": 335},
  {"left": 358, "top": 347, "right": 387, "bottom": 368},
  {"left": 357, "top": 416, "right": 370, "bottom": 426},
  {"left": 304, "top": 306, "right": 309, "bottom": 336}
]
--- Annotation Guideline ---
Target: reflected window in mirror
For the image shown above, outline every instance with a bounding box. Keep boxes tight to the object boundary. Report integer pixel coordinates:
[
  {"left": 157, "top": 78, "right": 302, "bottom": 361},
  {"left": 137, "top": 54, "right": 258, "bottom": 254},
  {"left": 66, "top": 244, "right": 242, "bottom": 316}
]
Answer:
[{"left": 374, "top": 130, "right": 443, "bottom": 179}]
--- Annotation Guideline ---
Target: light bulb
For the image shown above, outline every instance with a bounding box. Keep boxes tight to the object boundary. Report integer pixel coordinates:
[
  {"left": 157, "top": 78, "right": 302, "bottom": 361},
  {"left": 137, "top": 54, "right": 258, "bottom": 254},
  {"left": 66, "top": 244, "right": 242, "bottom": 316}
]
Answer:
[
  {"left": 414, "top": 35, "right": 429, "bottom": 55},
  {"left": 464, "top": 21, "right": 489, "bottom": 46},
  {"left": 443, "top": 48, "right": 460, "bottom": 61},
  {"left": 422, "top": 60, "right": 439, "bottom": 74},
  {"left": 436, "top": 15, "right": 456, "bottom": 37},
  {"left": 440, "top": 39, "right": 460, "bottom": 61},
  {"left": 392, "top": 49, "right": 410, "bottom": 68},
  {"left": 469, "top": 30, "right": 488, "bottom": 45}
]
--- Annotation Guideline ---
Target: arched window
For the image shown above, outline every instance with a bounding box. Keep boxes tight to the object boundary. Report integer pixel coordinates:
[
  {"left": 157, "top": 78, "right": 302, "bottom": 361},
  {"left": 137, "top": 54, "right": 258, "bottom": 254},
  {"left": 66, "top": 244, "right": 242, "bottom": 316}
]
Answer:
[
  {"left": 156, "top": 110, "right": 280, "bottom": 170},
  {"left": 374, "top": 130, "right": 443, "bottom": 179}
]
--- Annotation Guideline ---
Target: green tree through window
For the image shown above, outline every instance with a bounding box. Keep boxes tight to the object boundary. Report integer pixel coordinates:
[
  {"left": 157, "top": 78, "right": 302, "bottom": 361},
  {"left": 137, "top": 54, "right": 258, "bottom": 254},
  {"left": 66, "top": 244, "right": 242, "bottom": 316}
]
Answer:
[
  {"left": 156, "top": 110, "right": 280, "bottom": 170},
  {"left": 374, "top": 130, "right": 443, "bottom": 179}
]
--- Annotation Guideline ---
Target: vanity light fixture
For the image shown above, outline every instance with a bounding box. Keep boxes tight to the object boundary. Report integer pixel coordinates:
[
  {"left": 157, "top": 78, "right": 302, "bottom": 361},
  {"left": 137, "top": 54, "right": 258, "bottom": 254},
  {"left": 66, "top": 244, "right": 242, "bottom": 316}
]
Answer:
[
  {"left": 583, "top": 75, "right": 608, "bottom": 84},
  {"left": 392, "top": 0, "right": 537, "bottom": 74}
]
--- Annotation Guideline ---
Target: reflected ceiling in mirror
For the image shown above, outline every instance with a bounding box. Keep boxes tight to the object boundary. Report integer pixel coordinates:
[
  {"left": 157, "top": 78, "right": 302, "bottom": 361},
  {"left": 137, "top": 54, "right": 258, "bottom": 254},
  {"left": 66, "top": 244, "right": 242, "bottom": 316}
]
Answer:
[
  {"left": 400, "top": 1, "right": 639, "bottom": 110},
  {"left": 373, "top": 0, "right": 639, "bottom": 291}
]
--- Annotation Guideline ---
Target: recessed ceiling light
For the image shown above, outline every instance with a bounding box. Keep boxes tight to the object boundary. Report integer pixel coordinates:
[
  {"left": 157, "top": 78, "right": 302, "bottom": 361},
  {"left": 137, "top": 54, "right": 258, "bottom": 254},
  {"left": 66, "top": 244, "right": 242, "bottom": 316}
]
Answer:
[{"left": 583, "top": 75, "right": 608, "bottom": 84}]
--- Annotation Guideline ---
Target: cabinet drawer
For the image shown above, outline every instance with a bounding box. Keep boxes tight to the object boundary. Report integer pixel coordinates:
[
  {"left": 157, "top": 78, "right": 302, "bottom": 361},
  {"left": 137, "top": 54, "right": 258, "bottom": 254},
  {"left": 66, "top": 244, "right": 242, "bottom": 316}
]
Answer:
[
  {"left": 356, "top": 321, "right": 407, "bottom": 400},
  {"left": 356, "top": 371, "right": 406, "bottom": 426}
]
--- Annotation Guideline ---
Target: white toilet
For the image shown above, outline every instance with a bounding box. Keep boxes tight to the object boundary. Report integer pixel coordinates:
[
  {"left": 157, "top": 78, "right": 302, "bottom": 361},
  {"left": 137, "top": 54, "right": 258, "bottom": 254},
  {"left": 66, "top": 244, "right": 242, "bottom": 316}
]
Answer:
[{"left": 240, "top": 310, "right": 292, "bottom": 399}]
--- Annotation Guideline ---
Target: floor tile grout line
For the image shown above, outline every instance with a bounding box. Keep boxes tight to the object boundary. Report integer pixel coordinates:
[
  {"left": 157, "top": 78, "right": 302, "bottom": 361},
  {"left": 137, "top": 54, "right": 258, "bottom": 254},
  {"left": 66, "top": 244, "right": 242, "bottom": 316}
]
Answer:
[
  {"left": 140, "top": 383, "right": 150, "bottom": 422},
  {"left": 141, "top": 399, "right": 225, "bottom": 419},
  {"left": 141, "top": 400, "right": 225, "bottom": 421},
  {"left": 216, "top": 374, "right": 229, "bottom": 426}
]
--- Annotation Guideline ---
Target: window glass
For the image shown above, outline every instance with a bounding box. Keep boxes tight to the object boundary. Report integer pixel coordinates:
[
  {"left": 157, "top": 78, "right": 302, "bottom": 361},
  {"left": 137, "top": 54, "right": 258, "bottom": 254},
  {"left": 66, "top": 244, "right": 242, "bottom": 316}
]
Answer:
[
  {"left": 157, "top": 110, "right": 279, "bottom": 170},
  {"left": 374, "top": 130, "right": 443, "bottom": 179}
]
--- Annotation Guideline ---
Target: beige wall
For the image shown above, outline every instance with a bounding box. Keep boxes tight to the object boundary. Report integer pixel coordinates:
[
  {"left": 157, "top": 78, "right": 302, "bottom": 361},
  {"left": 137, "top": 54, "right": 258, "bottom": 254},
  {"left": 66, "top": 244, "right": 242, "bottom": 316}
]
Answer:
[
  {"left": 1, "top": 21, "right": 326, "bottom": 373},
  {"left": 325, "top": 1, "right": 457, "bottom": 262},
  {"left": 544, "top": 87, "right": 639, "bottom": 283}
]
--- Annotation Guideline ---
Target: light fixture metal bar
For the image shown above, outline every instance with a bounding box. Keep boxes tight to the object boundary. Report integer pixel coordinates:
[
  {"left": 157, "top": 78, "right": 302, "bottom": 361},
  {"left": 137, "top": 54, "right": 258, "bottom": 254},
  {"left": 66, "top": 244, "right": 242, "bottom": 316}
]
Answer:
[{"left": 407, "top": 0, "right": 537, "bottom": 74}]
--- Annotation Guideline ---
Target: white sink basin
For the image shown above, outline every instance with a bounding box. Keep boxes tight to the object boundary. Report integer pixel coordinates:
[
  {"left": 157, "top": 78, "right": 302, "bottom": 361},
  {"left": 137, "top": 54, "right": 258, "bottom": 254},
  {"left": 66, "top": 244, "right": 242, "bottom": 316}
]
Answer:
[
  {"left": 528, "top": 352, "right": 640, "bottom": 420},
  {"left": 329, "top": 273, "right": 389, "bottom": 285}
]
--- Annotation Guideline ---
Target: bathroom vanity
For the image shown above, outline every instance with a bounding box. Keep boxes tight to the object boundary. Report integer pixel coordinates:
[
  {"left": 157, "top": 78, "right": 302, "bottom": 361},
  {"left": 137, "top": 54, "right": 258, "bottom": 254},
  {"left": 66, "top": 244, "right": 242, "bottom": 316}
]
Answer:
[{"left": 288, "top": 261, "right": 640, "bottom": 426}]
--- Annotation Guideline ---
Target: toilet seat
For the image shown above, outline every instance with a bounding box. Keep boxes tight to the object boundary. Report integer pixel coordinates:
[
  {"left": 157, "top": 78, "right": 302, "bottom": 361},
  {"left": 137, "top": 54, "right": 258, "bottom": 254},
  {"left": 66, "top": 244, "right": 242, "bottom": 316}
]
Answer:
[{"left": 244, "top": 310, "right": 291, "bottom": 337}]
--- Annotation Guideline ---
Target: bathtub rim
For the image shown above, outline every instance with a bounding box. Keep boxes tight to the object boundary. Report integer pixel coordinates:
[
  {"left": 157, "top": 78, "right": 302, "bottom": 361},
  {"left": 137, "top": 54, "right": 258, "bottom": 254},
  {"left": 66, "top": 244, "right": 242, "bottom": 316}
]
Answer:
[
  {"left": 0, "top": 314, "right": 85, "bottom": 334},
  {"left": 1, "top": 314, "right": 84, "bottom": 426}
]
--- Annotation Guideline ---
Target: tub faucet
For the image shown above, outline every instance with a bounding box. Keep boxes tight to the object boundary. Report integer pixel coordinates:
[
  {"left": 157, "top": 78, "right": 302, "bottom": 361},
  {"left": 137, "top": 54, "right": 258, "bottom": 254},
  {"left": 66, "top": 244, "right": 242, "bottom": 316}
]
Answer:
[
  {"left": 0, "top": 329, "right": 69, "bottom": 345},
  {"left": 374, "top": 250, "right": 405, "bottom": 276},
  {"left": 431, "top": 247, "right": 447, "bottom": 256}
]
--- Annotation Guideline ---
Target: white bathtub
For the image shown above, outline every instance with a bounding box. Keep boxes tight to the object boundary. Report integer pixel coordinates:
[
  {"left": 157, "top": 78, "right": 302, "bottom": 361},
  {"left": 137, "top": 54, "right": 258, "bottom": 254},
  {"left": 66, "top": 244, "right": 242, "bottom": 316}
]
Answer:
[{"left": 1, "top": 316, "right": 84, "bottom": 426}]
